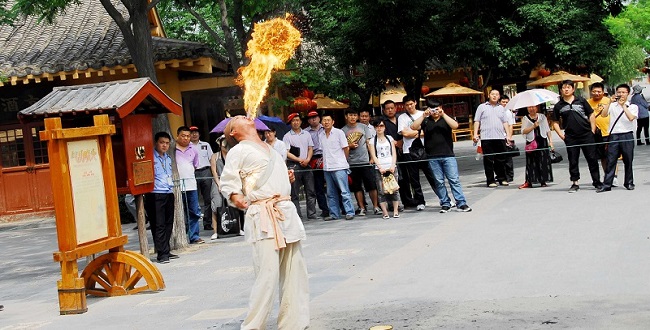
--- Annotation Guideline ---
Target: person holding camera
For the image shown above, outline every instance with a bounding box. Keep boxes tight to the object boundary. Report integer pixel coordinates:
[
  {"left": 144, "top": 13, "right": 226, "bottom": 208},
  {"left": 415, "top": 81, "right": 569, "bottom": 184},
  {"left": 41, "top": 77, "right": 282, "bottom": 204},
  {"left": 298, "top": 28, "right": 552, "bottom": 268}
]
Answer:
[
  {"left": 597, "top": 83, "right": 638, "bottom": 192},
  {"left": 411, "top": 99, "right": 472, "bottom": 213}
]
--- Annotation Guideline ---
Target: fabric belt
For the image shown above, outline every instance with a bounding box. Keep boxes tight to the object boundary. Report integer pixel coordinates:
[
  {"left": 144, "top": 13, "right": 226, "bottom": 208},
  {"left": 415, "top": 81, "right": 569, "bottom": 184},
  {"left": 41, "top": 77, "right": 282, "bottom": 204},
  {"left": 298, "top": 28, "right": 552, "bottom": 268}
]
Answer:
[
  {"left": 195, "top": 167, "right": 210, "bottom": 171},
  {"left": 251, "top": 194, "right": 291, "bottom": 250}
]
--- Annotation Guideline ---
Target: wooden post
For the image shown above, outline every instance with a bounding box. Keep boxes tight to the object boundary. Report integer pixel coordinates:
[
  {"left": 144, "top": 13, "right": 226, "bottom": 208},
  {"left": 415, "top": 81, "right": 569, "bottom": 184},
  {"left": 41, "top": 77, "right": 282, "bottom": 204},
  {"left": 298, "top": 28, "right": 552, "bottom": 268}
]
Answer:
[{"left": 135, "top": 194, "right": 150, "bottom": 259}]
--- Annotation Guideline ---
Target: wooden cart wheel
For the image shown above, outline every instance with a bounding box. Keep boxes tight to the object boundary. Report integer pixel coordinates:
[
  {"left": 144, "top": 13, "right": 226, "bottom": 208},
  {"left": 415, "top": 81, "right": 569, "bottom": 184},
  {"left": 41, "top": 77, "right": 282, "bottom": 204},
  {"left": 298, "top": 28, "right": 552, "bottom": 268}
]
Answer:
[{"left": 81, "top": 251, "right": 165, "bottom": 297}]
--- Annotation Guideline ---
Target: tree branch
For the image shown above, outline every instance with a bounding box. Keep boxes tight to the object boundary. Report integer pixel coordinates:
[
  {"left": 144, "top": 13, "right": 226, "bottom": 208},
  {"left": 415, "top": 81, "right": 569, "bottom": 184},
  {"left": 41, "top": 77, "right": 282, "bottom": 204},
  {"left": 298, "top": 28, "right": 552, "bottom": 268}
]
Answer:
[{"left": 99, "top": 0, "right": 130, "bottom": 32}]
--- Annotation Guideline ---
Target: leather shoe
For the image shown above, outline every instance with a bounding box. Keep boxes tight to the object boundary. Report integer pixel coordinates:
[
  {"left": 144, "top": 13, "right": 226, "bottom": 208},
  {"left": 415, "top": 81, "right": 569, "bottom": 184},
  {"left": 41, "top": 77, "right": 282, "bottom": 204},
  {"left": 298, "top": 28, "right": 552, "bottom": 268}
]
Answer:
[
  {"left": 169, "top": 253, "right": 179, "bottom": 259},
  {"left": 596, "top": 187, "right": 611, "bottom": 193},
  {"left": 625, "top": 184, "right": 635, "bottom": 190}
]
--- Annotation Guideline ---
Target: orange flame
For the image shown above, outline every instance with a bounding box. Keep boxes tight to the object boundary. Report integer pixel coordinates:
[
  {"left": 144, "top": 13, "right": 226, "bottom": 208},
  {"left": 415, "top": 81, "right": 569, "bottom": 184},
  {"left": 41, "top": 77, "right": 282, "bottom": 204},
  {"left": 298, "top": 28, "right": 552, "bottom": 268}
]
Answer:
[{"left": 237, "top": 16, "right": 302, "bottom": 118}]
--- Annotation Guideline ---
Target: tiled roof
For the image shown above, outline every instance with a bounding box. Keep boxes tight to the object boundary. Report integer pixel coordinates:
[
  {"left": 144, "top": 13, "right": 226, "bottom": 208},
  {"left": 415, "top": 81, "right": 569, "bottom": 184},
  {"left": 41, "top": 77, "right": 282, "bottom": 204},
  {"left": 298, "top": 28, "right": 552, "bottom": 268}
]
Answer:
[
  {"left": 18, "top": 78, "right": 182, "bottom": 118},
  {"left": 0, "top": 0, "right": 222, "bottom": 78}
]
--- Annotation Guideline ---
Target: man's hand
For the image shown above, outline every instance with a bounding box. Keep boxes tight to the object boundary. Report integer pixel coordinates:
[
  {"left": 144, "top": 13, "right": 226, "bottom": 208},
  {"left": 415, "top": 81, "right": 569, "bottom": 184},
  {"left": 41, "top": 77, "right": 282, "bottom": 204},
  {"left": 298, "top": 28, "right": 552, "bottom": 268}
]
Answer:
[
  {"left": 299, "top": 159, "right": 310, "bottom": 167},
  {"left": 230, "top": 193, "right": 248, "bottom": 209},
  {"left": 349, "top": 142, "right": 359, "bottom": 149},
  {"left": 288, "top": 169, "right": 296, "bottom": 184}
]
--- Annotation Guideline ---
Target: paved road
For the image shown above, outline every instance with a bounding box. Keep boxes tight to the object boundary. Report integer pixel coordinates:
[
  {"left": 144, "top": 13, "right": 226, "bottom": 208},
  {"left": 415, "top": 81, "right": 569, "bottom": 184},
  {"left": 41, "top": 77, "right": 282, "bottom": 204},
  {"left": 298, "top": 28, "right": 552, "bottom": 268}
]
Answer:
[{"left": 2, "top": 135, "right": 650, "bottom": 329}]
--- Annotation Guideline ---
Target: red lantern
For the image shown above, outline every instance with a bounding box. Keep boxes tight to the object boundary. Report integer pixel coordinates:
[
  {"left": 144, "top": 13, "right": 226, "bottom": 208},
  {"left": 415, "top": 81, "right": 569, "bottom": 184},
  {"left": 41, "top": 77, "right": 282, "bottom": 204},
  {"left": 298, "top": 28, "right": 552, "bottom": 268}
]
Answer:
[
  {"left": 310, "top": 100, "right": 318, "bottom": 110},
  {"left": 421, "top": 85, "right": 430, "bottom": 96},
  {"left": 641, "top": 67, "right": 649, "bottom": 74},
  {"left": 301, "top": 89, "right": 315, "bottom": 99},
  {"left": 292, "top": 96, "right": 312, "bottom": 112},
  {"left": 539, "top": 68, "right": 551, "bottom": 77},
  {"left": 459, "top": 77, "right": 469, "bottom": 86},
  {"left": 340, "top": 98, "right": 350, "bottom": 104}
]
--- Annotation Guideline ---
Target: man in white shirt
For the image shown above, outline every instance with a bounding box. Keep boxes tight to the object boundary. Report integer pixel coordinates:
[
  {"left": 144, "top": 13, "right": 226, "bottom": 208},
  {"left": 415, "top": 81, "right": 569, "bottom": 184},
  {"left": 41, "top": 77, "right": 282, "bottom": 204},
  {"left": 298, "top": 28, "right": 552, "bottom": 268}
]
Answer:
[
  {"left": 397, "top": 95, "right": 437, "bottom": 211},
  {"left": 304, "top": 111, "right": 330, "bottom": 218},
  {"left": 597, "top": 83, "right": 638, "bottom": 192},
  {"left": 473, "top": 89, "right": 512, "bottom": 187},
  {"left": 319, "top": 113, "right": 355, "bottom": 220},
  {"left": 189, "top": 126, "right": 214, "bottom": 230},
  {"left": 220, "top": 116, "right": 309, "bottom": 330}
]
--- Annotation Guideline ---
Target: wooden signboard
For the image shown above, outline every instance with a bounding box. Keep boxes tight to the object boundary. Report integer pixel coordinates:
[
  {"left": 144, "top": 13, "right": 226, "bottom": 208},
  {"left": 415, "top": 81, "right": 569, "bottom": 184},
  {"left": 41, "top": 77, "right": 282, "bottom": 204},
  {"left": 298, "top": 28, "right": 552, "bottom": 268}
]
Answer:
[{"left": 40, "top": 115, "right": 164, "bottom": 315}]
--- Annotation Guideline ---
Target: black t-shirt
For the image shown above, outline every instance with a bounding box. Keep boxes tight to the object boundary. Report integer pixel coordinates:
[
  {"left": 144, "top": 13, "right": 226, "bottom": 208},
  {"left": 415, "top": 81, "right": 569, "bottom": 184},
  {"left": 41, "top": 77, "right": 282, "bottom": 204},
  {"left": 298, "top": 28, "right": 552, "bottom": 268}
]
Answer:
[
  {"left": 381, "top": 116, "right": 402, "bottom": 141},
  {"left": 552, "top": 96, "right": 594, "bottom": 137},
  {"left": 423, "top": 117, "right": 454, "bottom": 157}
]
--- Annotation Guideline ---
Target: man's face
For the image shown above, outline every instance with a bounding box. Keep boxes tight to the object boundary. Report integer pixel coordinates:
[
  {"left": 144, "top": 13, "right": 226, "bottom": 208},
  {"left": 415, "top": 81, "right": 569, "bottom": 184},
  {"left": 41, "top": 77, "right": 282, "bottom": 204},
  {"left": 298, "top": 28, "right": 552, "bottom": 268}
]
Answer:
[
  {"left": 345, "top": 112, "right": 358, "bottom": 125},
  {"left": 561, "top": 84, "right": 575, "bottom": 97},
  {"left": 155, "top": 137, "right": 170, "bottom": 154},
  {"left": 321, "top": 116, "right": 334, "bottom": 129},
  {"left": 488, "top": 90, "right": 500, "bottom": 103},
  {"left": 359, "top": 111, "right": 370, "bottom": 124},
  {"left": 404, "top": 101, "right": 417, "bottom": 113},
  {"left": 591, "top": 87, "right": 604, "bottom": 101},
  {"left": 308, "top": 116, "right": 320, "bottom": 127},
  {"left": 383, "top": 103, "right": 396, "bottom": 118},
  {"left": 177, "top": 130, "right": 191, "bottom": 147},
  {"left": 499, "top": 98, "right": 509, "bottom": 108},
  {"left": 264, "top": 130, "right": 276, "bottom": 142},
  {"left": 190, "top": 130, "right": 200, "bottom": 143},
  {"left": 290, "top": 117, "right": 302, "bottom": 130},
  {"left": 616, "top": 87, "right": 629, "bottom": 102}
]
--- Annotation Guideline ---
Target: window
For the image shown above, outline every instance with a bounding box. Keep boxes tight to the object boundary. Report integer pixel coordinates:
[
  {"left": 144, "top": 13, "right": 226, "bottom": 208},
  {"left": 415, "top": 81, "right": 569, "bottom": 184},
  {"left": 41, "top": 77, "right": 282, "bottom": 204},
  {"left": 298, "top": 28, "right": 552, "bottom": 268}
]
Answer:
[
  {"left": 0, "top": 129, "right": 26, "bottom": 167},
  {"left": 31, "top": 127, "right": 48, "bottom": 164}
]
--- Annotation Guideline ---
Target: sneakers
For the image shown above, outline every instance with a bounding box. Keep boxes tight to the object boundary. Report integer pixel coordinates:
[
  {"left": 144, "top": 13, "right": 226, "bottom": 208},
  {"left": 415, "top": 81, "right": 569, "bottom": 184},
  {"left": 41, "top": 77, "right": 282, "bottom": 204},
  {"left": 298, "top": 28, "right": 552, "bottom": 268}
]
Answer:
[
  {"left": 500, "top": 181, "right": 509, "bottom": 186},
  {"left": 518, "top": 182, "right": 530, "bottom": 189},
  {"left": 457, "top": 205, "right": 472, "bottom": 212},
  {"left": 416, "top": 204, "right": 425, "bottom": 211},
  {"left": 324, "top": 216, "right": 338, "bottom": 221},
  {"left": 157, "top": 258, "right": 170, "bottom": 264},
  {"left": 210, "top": 233, "right": 218, "bottom": 240},
  {"left": 190, "top": 238, "right": 205, "bottom": 244},
  {"left": 239, "top": 231, "right": 245, "bottom": 236},
  {"left": 488, "top": 183, "right": 497, "bottom": 187},
  {"left": 345, "top": 214, "right": 355, "bottom": 220},
  {"left": 374, "top": 207, "right": 381, "bottom": 215},
  {"left": 393, "top": 214, "right": 400, "bottom": 218},
  {"left": 439, "top": 205, "right": 451, "bottom": 213},
  {"left": 358, "top": 208, "right": 366, "bottom": 216},
  {"left": 612, "top": 176, "right": 619, "bottom": 187},
  {"left": 169, "top": 253, "right": 179, "bottom": 259},
  {"left": 568, "top": 184, "right": 579, "bottom": 193}
]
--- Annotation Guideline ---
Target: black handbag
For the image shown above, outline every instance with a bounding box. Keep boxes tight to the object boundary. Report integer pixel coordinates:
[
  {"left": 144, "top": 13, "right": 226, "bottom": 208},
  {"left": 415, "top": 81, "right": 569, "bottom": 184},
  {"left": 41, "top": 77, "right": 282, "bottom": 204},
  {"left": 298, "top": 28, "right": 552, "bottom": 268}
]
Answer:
[
  {"left": 506, "top": 143, "right": 521, "bottom": 157},
  {"left": 550, "top": 150, "right": 563, "bottom": 163}
]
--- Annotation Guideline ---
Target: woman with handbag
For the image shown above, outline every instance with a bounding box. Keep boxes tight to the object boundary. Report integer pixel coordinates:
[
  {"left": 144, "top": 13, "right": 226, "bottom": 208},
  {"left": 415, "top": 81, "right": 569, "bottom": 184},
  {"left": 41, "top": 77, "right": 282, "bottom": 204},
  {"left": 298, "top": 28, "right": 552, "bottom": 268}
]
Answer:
[
  {"left": 519, "top": 105, "right": 554, "bottom": 189},
  {"left": 368, "top": 119, "right": 400, "bottom": 219}
]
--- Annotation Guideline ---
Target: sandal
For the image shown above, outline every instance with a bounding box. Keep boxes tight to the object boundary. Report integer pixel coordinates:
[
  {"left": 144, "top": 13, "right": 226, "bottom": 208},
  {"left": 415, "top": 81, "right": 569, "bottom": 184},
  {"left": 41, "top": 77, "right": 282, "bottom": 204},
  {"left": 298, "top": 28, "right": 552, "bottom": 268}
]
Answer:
[
  {"left": 393, "top": 214, "right": 400, "bottom": 218},
  {"left": 382, "top": 215, "right": 390, "bottom": 219}
]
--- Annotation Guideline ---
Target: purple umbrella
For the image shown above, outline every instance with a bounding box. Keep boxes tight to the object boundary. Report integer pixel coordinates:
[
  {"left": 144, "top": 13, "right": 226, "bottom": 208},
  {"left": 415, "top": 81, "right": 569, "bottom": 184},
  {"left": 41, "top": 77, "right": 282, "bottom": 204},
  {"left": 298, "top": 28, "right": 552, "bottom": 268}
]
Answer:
[{"left": 211, "top": 117, "right": 269, "bottom": 133}]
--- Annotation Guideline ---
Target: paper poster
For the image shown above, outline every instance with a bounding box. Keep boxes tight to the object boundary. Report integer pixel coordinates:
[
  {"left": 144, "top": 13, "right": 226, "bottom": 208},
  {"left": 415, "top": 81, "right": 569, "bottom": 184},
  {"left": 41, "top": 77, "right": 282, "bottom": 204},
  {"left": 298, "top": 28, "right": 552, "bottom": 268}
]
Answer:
[{"left": 67, "top": 139, "right": 108, "bottom": 244}]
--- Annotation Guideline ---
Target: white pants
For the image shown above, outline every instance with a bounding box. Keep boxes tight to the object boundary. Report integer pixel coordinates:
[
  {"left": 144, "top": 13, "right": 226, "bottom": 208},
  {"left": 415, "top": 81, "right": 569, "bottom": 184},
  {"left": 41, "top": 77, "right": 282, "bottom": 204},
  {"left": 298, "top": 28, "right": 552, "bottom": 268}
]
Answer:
[{"left": 241, "top": 239, "right": 310, "bottom": 330}]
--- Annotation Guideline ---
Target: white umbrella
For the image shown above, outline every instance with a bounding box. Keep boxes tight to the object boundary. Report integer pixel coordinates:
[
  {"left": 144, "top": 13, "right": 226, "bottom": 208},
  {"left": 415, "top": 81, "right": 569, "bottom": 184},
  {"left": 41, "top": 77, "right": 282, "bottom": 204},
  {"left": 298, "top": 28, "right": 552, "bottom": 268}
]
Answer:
[{"left": 505, "top": 89, "right": 560, "bottom": 111}]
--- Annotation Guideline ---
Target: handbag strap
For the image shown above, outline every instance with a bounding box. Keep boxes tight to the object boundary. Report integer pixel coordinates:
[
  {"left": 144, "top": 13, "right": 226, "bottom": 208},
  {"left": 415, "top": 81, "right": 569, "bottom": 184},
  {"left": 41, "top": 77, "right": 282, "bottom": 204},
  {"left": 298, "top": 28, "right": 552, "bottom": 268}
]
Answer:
[
  {"left": 608, "top": 106, "right": 626, "bottom": 135},
  {"left": 405, "top": 112, "right": 422, "bottom": 137}
]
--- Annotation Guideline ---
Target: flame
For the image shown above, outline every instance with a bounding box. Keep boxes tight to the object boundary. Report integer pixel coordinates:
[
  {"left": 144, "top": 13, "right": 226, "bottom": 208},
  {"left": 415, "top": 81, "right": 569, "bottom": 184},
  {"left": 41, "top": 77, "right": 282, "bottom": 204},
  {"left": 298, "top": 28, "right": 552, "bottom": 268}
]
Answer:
[{"left": 236, "top": 16, "right": 302, "bottom": 118}]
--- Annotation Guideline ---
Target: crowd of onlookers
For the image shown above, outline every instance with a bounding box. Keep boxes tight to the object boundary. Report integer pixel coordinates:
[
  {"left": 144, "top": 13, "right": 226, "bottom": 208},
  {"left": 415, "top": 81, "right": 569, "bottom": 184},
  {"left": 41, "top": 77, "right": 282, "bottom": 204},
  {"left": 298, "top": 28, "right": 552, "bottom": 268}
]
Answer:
[{"left": 137, "top": 79, "right": 643, "bottom": 263}]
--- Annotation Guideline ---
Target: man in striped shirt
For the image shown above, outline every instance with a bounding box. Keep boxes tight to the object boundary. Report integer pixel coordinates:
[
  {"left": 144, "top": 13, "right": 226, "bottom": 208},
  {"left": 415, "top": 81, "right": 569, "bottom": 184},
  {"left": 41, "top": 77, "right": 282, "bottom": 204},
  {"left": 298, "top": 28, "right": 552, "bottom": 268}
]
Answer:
[{"left": 473, "top": 89, "right": 512, "bottom": 187}]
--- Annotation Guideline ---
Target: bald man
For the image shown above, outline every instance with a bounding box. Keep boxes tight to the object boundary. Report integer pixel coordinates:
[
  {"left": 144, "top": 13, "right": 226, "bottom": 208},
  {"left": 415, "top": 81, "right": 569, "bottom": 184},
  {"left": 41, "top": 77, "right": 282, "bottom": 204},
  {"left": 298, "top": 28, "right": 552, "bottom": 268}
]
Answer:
[{"left": 220, "top": 116, "right": 309, "bottom": 330}]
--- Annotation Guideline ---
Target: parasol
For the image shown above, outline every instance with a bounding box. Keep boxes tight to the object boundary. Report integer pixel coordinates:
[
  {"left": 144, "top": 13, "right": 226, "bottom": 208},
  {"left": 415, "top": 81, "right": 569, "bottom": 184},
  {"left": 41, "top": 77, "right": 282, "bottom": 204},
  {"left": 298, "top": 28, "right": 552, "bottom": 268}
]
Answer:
[
  {"left": 424, "top": 83, "right": 482, "bottom": 97},
  {"left": 258, "top": 115, "right": 290, "bottom": 139},
  {"left": 211, "top": 117, "right": 269, "bottom": 133},
  {"left": 313, "top": 94, "right": 349, "bottom": 109},
  {"left": 527, "top": 71, "right": 590, "bottom": 87},
  {"left": 504, "top": 89, "right": 559, "bottom": 111},
  {"left": 368, "top": 85, "right": 409, "bottom": 105}
]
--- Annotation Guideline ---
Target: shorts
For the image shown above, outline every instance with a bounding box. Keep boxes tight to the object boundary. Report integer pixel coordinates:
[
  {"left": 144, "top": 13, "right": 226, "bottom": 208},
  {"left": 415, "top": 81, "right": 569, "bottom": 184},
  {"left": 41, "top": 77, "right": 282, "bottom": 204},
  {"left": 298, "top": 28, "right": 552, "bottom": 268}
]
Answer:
[{"left": 349, "top": 164, "right": 377, "bottom": 192}]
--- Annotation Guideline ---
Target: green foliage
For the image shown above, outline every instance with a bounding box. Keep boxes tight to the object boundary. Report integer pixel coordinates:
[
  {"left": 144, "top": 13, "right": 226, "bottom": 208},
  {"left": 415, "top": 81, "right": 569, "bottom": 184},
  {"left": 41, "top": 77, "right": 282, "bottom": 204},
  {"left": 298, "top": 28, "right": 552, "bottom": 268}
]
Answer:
[{"left": 605, "top": 44, "right": 646, "bottom": 85}]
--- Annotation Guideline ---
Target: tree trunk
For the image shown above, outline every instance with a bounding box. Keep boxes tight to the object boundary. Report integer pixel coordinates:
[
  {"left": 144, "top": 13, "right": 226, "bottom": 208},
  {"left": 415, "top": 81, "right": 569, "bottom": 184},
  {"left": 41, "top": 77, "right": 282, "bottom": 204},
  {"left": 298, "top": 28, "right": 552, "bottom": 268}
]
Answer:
[{"left": 218, "top": 0, "right": 241, "bottom": 72}]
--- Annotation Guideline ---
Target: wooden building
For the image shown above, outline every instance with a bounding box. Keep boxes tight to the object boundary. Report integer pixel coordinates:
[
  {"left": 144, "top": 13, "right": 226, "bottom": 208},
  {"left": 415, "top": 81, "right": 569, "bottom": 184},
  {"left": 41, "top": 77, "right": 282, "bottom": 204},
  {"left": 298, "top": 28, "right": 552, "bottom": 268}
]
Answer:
[{"left": 0, "top": 0, "right": 239, "bottom": 219}]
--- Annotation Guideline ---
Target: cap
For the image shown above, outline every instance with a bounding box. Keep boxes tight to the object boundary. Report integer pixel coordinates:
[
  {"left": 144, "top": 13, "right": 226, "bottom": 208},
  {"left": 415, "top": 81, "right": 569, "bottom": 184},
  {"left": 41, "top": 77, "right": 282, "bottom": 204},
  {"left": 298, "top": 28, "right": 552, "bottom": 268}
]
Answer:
[
  {"left": 286, "top": 112, "right": 300, "bottom": 123},
  {"left": 189, "top": 126, "right": 199, "bottom": 131},
  {"left": 307, "top": 110, "right": 319, "bottom": 118},
  {"left": 633, "top": 85, "right": 645, "bottom": 94}
]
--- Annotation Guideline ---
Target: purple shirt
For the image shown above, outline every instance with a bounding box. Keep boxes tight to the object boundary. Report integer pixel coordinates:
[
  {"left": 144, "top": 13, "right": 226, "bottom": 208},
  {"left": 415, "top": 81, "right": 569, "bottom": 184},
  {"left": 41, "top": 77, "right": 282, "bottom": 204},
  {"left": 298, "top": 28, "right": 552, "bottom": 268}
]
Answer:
[
  {"left": 305, "top": 124, "right": 324, "bottom": 155},
  {"left": 176, "top": 144, "right": 199, "bottom": 191}
]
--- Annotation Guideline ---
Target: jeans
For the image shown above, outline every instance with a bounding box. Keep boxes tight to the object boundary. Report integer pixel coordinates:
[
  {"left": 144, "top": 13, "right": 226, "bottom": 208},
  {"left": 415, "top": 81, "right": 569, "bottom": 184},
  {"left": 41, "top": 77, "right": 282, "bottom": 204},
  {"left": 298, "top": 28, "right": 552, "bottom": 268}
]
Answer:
[
  {"left": 428, "top": 157, "right": 468, "bottom": 207},
  {"left": 182, "top": 190, "right": 201, "bottom": 242},
  {"left": 323, "top": 170, "right": 355, "bottom": 219}
]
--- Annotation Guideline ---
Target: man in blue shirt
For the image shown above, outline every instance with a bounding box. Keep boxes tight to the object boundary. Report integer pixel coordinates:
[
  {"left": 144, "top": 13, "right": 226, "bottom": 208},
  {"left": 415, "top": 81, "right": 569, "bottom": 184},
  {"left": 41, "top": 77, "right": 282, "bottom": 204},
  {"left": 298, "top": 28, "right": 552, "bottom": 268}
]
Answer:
[{"left": 145, "top": 132, "right": 178, "bottom": 264}]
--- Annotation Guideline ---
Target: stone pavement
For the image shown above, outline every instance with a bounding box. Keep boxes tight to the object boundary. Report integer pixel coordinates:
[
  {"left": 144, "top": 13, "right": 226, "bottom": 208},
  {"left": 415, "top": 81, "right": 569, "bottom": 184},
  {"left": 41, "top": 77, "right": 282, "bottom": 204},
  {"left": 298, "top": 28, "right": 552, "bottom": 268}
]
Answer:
[{"left": 2, "top": 134, "right": 650, "bottom": 329}]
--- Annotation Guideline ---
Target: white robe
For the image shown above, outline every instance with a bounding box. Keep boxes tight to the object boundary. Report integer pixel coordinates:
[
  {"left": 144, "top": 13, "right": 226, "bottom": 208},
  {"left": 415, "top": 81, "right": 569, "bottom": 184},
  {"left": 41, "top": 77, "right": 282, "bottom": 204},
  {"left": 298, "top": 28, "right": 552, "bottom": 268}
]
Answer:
[{"left": 220, "top": 140, "right": 306, "bottom": 243}]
